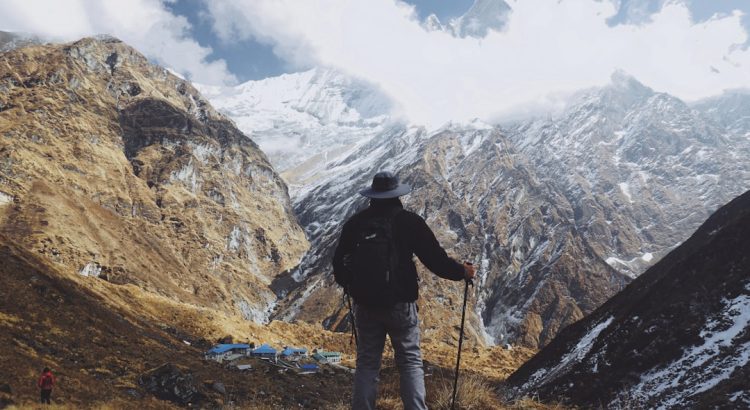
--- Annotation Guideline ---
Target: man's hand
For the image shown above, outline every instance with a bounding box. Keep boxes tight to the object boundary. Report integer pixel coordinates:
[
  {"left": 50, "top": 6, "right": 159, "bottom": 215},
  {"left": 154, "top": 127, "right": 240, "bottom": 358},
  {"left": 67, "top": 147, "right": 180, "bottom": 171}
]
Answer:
[{"left": 463, "top": 262, "right": 476, "bottom": 281}]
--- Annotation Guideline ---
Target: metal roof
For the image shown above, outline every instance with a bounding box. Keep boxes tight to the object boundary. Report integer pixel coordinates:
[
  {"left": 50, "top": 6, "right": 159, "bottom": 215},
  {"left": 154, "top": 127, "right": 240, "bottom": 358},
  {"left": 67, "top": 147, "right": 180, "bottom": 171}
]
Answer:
[
  {"left": 281, "top": 347, "right": 308, "bottom": 356},
  {"left": 316, "top": 351, "right": 341, "bottom": 357},
  {"left": 251, "top": 343, "right": 277, "bottom": 354},
  {"left": 207, "top": 343, "right": 251, "bottom": 354}
]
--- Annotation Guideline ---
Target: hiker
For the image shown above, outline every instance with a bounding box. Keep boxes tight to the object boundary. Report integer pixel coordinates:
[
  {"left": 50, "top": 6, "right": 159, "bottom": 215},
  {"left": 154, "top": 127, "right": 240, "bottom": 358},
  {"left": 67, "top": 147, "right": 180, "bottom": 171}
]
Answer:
[
  {"left": 333, "top": 171, "right": 476, "bottom": 410},
  {"left": 37, "top": 367, "right": 55, "bottom": 404}
]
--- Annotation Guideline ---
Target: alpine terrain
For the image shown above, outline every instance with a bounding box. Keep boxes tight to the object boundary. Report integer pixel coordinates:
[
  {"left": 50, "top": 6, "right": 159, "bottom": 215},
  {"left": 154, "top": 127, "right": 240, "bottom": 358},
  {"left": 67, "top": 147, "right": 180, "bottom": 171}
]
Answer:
[
  {"left": 203, "top": 62, "right": 750, "bottom": 350},
  {"left": 0, "top": 35, "right": 534, "bottom": 408},
  {"left": 507, "top": 189, "right": 750, "bottom": 409}
]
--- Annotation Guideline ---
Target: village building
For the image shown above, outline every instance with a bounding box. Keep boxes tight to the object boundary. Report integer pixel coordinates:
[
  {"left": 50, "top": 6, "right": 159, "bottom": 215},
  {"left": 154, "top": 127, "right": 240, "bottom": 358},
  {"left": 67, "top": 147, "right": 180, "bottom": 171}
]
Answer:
[
  {"left": 204, "top": 344, "right": 251, "bottom": 362},
  {"left": 280, "top": 346, "right": 308, "bottom": 360},
  {"left": 312, "top": 350, "right": 342, "bottom": 364},
  {"left": 299, "top": 364, "right": 319, "bottom": 373},
  {"left": 251, "top": 343, "right": 278, "bottom": 360}
]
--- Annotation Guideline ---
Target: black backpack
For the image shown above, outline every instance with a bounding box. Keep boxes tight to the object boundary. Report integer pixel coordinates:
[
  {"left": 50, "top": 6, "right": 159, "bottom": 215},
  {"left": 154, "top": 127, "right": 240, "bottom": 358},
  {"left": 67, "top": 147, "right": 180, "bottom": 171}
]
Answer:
[{"left": 346, "top": 209, "right": 402, "bottom": 307}]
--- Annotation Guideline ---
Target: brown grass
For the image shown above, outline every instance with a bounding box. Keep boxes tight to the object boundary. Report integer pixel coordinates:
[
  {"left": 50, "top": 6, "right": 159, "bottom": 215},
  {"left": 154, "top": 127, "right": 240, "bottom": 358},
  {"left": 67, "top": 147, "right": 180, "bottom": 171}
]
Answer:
[{"left": 429, "top": 372, "right": 497, "bottom": 410}]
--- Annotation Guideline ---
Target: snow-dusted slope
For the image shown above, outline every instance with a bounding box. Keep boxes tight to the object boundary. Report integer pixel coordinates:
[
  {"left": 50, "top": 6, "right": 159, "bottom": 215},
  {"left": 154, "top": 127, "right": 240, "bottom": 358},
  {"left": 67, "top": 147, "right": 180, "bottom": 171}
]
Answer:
[
  {"left": 264, "top": 73, "right": 750, "bottom": 349},
  {"left": 508, "top": 189, "right": 750, "bottom": 408},
  {"left": 506, "top": 72, "right": 750, "bottom": 277},
  {"left": 693, "top": 89, "right": 750, "bottom": 138},
  {"left": 197, "top": 63, "right": 750, "bottom": 349},
  {"left": 196, "top": 68, "right": 399, "bottom": 179}
]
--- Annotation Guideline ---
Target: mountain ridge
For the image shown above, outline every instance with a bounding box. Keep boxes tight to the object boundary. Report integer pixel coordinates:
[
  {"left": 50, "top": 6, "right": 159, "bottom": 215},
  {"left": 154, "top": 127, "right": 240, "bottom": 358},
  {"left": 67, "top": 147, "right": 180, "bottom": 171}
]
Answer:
[{"left": 507, "top": 188, "right": 750, "bottom": 408}]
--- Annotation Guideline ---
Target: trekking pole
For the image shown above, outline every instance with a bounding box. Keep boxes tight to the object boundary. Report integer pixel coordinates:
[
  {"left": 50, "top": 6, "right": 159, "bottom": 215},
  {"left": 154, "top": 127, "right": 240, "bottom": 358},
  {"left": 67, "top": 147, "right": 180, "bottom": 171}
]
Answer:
[
  {"left": 451, "top": 264, "right": 473, "bottom": 410},
  {"left": 346, "top": 292, "right": 358, "bottom": 346}
]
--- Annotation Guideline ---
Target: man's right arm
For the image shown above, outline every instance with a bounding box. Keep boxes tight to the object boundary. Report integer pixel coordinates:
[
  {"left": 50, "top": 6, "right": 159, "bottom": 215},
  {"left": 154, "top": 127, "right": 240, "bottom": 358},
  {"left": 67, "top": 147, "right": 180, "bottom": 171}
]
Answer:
[{"left": 412, "top": 214, "right": 466, "bottom": 281}]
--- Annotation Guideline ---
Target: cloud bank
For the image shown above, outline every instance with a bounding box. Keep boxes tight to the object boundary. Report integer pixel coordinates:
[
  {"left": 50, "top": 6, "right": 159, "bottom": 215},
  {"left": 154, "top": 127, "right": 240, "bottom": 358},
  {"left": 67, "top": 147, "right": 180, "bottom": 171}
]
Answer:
[
  {"left": 204, "top": 0, "right": 750, "bottom": 126},
  {"left": 0, "top": 0, "right": 236, "bottom": 85}
]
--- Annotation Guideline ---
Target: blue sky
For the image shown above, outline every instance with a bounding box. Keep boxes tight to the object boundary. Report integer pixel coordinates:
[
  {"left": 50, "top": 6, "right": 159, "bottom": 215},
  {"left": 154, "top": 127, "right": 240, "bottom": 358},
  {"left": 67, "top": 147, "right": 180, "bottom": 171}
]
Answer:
[
  {"left": 162, "top": 0, "right": 750, "bottom": 83},
  {"left": 1, "top": 0, "right": 748, "bottom": 125},
  {"left": 165, "top": 0, "right": 477, "bottom": 81}
]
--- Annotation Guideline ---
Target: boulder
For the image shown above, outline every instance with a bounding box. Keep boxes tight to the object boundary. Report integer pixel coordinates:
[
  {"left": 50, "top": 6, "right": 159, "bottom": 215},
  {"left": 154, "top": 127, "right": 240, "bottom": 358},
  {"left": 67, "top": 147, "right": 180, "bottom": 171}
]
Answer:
[{"left": 138, "top": 363, "right": 205, "bottom": 406}]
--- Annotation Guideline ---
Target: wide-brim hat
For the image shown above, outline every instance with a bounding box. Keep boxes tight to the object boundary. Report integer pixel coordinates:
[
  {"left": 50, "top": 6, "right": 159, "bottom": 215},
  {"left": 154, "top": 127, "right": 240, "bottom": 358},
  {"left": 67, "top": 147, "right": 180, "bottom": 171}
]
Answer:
[{"left": 359, "top": 171, "right": 412, "bottom": 199}]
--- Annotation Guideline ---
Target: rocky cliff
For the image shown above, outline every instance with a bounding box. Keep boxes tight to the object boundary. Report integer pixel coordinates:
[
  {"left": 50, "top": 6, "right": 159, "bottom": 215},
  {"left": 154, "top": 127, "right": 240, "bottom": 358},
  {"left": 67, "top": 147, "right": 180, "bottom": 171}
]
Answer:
[
  {"left": 507, "top": 189, "right": 750, "bottom": 408},
  {"left": 0, "top": 36, "right": 308, "bottom": 322},
  {"left": 269, "top": 123, "right": 632, "bottom": 350}
]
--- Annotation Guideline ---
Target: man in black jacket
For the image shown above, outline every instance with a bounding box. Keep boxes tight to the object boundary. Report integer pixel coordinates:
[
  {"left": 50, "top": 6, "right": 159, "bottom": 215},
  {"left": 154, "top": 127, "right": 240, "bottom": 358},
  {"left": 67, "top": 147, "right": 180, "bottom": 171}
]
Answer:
[{"left": 333, "top": 171, "right": 475, "bottom": 410}]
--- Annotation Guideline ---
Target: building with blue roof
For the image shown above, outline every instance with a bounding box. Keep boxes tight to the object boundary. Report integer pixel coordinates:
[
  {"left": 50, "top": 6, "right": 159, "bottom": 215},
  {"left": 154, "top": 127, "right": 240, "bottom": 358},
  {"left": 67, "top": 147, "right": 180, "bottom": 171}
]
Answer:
[
  {"left": 204, "top": 343, "right": 251, "bottom": 362},
  {"left": 300, "top": 364, "right": 319, "bottom": 373},
  {"left": 251, "top": 343, "right": 278, "bottom": 360},
  {"left": 280, "top": 346, "right": 308, "bottom": 360}
]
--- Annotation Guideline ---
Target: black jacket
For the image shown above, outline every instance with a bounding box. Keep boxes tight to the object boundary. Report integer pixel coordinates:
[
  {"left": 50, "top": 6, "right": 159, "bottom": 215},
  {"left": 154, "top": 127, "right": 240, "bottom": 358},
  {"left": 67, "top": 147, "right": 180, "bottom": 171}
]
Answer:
[{"left": 332, "top": 198, "right": 465, "bottom": 302}]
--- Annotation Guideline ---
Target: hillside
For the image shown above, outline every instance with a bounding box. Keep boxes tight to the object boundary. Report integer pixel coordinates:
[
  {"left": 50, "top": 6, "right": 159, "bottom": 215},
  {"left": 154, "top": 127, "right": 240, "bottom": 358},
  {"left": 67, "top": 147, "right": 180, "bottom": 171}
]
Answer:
[
  {"left": 0, "top": 239, "right": 358, "bottom": 408},
  {"left": 0, "top": 235, "right": 537, "bottom": 408},
  {"left": 0, "top": 36, "right": 308, "bottom": 322},
  {"left": 507, "top": 189, "right": 750, "bottom": 408}
]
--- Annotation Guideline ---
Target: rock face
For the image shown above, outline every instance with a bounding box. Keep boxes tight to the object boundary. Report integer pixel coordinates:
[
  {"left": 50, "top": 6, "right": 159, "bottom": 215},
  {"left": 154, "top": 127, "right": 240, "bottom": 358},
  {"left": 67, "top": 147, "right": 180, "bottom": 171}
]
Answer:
[
  {"left": 219, "top": 71, "right": 750, "bottom": 349},
  {"left": 271, "top": 123, "right": 632, "bottom": 349},
  {"left": 507, "top": 189, "right": 750, "bottom": 409},
  {"left": 0, "top": 37, "right": 308, "bottom": 321}
]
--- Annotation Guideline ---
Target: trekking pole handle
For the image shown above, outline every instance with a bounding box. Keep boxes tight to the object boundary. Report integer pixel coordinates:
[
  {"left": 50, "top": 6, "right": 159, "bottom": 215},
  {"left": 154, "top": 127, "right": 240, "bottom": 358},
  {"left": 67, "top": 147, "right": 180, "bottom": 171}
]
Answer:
[{"left": 463, "top": 261, "right": 475, "bottom": 286}]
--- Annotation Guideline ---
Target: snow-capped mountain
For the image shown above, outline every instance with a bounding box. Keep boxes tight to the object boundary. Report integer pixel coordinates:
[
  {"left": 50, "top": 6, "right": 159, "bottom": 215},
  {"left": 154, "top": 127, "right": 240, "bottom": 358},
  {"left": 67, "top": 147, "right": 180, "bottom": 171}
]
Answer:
[
  {"left": 507, "top": 189, "right": 750, "bottom": 408},
  {"left": 195, "top": 68, "right": 400, "bottom": 181},
  {"left": 506, "top": 72, "right": 750, "bottom": 277},
  {"left": 208, "top": 69, "right": 750, "bottom": 349},
  {"left": 422, "top": 0, "right": 511, "bottom": 38},
  {"left": 450, "top": 0, "right": 511, "bottom": 38}
]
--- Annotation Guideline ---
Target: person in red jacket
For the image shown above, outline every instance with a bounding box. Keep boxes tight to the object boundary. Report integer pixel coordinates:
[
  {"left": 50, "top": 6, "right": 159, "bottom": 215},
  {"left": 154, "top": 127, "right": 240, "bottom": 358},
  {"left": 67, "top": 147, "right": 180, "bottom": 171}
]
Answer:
[{"left": 37, "top": 367, "right": 55, "bottom": 404}]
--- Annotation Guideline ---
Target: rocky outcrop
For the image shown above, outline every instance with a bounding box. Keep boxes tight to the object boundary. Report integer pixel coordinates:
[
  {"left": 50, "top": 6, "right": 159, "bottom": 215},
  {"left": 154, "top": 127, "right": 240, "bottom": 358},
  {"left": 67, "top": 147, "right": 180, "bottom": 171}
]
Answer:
[
  {"left": 507, "top": 189, "right": 750, "bottom": 408},
  {"left": 0, "top": 37, "right": 307, "bottom": 321},
  {"left": 139, "top": 363, "right": 206, "bottom": 406}
]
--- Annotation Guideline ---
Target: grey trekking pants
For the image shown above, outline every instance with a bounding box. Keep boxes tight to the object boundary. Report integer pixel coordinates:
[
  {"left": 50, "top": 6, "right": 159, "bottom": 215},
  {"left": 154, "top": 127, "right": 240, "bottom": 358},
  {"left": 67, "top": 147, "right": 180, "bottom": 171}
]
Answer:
[{"left": 352, "top": 302, "right": 427, "bottom": 410}]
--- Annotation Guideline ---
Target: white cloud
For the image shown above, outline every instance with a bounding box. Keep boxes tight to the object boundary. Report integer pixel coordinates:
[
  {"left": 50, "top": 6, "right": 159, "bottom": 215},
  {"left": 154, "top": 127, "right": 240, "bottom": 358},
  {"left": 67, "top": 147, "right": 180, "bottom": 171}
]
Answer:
[
  {"left": 0, "top": 0, "right": 236, "bottom": 85},
  {"left": 203, "top": 0, "right": 750, "bottom": 126}
]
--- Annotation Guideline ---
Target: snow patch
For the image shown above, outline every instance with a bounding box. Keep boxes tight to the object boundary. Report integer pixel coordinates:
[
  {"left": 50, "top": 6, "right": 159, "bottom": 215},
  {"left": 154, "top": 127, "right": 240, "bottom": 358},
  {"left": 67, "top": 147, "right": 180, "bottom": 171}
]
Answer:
[
  {"left": 79, "top": 262, "right": 102, "bottom": 278},
  {"left": 0, "top": 191, "right": 12, "bottom": 205},
  {"left": 190, "top": 143, "right": 220, "bottom": 164},
  {"left": 523, "top": 316, "right": 614, "bottom": 391},
  {"left": 622, "top": 284, "right": 750, "bottom": 408},
  {"left": 170, "top": 160, "right": 201, "bottom": 193},
  {"left": 618, "top": 182, "right": 634, "bottom": 203}
]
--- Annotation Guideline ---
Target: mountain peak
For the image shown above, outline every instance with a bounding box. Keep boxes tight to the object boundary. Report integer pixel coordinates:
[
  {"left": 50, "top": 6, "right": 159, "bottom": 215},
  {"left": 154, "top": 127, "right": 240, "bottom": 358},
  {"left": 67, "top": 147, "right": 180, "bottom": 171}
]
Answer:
[
  {"left": 452, "top": 0, "right": 511, "bottom": 38},
  {"left": 423, "top": 14, "right": 444, "bottom": 32},
  {"left": 608, "top": 70, "right": 653, "bottom": 95}
]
